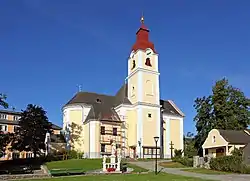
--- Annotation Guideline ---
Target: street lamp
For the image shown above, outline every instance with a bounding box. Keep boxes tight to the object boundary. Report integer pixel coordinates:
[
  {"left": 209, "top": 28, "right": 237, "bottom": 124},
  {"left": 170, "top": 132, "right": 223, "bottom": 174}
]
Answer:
[
  {"left": 138, "top": 139, "right": 141, "bottom": 159},
  {"left": 154, "top": 136, "right": 159, "bottom": 175}
]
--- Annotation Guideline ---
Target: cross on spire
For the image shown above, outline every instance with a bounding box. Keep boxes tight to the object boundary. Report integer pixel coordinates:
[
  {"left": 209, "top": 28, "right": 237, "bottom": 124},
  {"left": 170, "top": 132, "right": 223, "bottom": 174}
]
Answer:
[
  {"left": 140, "top": 12, "right": 144, "bottom": 24},
  {"left": 77, "top": 84, "right": 82, "bottom": 92}
]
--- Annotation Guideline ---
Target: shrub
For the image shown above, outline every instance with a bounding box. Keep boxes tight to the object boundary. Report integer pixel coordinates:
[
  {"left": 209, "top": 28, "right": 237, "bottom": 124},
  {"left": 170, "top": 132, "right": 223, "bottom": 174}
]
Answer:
[
  {"left": 68, "top": 150, "right": 78, "bottom": 159},
  {"left": 174, "top": 149, "right": 183, "bottom": 158},
  {"left": 231, "top": 148, "right": 243, "bottom": 157},
  {"left": 172, "top": 156, "right": 193, "bottom": 167},
  {"left": 210, "top": 155, "right": 250, "bottom": 174}
]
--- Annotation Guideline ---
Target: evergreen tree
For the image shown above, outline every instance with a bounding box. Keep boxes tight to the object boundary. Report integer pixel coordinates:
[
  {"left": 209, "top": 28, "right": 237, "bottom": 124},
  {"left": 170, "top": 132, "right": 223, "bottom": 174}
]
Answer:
[
  {"left": 194, "top": 78, "right": 250, "bottom": 155},
  {"left": 11, "top": 104, "right": 52, "bottom": 157}
]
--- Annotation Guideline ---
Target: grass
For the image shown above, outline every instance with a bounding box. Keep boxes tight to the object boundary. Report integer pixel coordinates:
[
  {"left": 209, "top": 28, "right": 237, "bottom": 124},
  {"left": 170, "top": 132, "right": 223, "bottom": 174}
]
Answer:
[
  {"left": 181, "top": 168, "right": 231, "bottom": 175},
  {"left": 46, "top": 159, "right": 147, "bottom": 173},
  {"left": 137, "top": 158, "right": 171, "bottom": 162},
  {"left": 126, "top": 163, "right": 148, "bottom": 172},
  {"left": 46, "top": 159, "right": 102, "bottom": 172},
  {"left": 159, "top": 161, "right": 187, "bottom": 168},
  {"left": 17, "top": 173, "right": 213, "bottom": 181}
]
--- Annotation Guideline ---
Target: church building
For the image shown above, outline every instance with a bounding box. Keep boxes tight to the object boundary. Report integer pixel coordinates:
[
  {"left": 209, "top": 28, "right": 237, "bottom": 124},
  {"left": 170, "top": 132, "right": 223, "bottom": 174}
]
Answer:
[{"left": 62, "top": 17, "right": 185, "bottom": 159}]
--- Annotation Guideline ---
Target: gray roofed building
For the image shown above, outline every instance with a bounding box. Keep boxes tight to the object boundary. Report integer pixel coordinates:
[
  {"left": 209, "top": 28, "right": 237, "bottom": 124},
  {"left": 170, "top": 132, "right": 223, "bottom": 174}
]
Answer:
[
  {"left": 64, "top": 84, "right": 184, "bottom": 122},
  {"left": 0, "top": 109, "right": 62, "bottom": 131},
  {"left": 64, "top": 84, "right": 133, "bottom": 122},
  {"left": 218, "top": 129, "right": 250, "bottom": 144}
]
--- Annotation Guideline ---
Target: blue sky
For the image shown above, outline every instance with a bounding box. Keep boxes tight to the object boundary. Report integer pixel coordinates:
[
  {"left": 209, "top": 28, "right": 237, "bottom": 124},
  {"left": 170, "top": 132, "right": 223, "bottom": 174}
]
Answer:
[{"left": 0, "top": 0, "right": 249, "bottom": 134}]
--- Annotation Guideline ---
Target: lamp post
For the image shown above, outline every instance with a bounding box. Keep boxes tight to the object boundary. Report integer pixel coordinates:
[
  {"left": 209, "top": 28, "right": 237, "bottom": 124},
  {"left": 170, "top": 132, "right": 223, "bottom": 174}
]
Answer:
[
  {"left": 154, "top": 136, "right": 159, "bottom": 175},
  {"left": 138, "top": 139, "right": 141, "bottom": 159}
]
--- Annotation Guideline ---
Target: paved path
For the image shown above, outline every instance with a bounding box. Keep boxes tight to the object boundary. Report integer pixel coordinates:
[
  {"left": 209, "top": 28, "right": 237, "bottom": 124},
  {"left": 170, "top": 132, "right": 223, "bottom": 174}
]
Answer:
[{"left": 129, "top": 161, "right": 250, "bottom": 181}]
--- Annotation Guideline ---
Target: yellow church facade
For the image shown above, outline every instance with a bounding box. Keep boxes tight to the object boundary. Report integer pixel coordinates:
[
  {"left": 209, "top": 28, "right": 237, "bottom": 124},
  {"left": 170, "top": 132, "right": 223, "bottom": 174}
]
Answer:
[{"left": 62, "top": 18, "right": 185, "bottom": 159}]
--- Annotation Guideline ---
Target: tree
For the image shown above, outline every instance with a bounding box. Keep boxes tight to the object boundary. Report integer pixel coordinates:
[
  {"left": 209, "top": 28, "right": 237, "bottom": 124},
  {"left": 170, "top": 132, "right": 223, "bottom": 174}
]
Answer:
[
  {"left": 0, "top": 93, "right": 8, "bottom": 108},
  {"left": 0, "top": 93, "right": 9, "bottom": 155},
  {"left": 184, "top": 132, "right": 198, "bottom": 158},
  {"left": 67, "top": 122, "right": 83, "bottom": 150},
  {"left": 174, "top": 149, "right": 183, "bottom": 158},
  {"left": 11, "top": 104, "right": 52, "bottom": 157},
  {"left": 194, "top": 78, "right": 250, "bottom": 155}
]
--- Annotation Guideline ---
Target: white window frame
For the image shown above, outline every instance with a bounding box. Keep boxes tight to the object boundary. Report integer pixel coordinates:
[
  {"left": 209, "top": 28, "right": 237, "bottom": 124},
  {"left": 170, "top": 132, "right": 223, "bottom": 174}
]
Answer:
[
  {"left": 13, "top": 116, "right": 20, "bottom": 121},
  {"left": 0, "top": 124, "right": 7, "bottom": 132},
  {"left": 0, "top": 114, "right": 7, "bottom": 119},
  {"left": 12, "top": 152, "right": 20, "bottom": 159}
]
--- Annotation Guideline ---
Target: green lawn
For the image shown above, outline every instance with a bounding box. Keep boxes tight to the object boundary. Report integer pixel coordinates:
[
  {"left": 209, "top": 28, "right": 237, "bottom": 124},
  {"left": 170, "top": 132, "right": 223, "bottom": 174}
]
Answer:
[
  {"left": 159, "top": 162, "right": 187, "bottom": 168},
  {"left": 46, "top": 159, "right": 148, "bottom": 173},
  {"left": 18, "top": 173, "right": 213, "bottom": 181},
  {"left": 126, "top": 163, "right": 148, "bottom": 172},
  {"left": 137, "top": 158, "right": 171, "bottom": 162},
  {"left": 46, "top": 159, "right": 102, "bottom": 171},
  {"left": 181, "top": 168, "right": 231, "bottom": 175}
]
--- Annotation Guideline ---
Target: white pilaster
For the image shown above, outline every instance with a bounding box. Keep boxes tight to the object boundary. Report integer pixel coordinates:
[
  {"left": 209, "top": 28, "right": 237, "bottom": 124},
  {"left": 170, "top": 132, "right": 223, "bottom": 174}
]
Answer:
[
  {"left": 165, "top": 117, "right": 171, "bottom": 158},
  {"left": 180, "top": 119, "right": 184, "bottom": 154},
  {"left": 138, "top": 51, "right": 143, "bottom": 102}
]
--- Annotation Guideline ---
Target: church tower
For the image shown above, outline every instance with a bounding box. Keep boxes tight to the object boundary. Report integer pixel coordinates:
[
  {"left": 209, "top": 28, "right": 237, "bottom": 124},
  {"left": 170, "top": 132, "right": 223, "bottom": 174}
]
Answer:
[{"left": 126, "top": 16, "right": 161, "bottom": 157}]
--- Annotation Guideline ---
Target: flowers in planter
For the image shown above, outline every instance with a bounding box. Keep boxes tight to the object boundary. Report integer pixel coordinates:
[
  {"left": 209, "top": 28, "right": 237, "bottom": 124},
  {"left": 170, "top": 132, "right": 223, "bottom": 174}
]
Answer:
[{"left": 106, "top": 167, "right": 116, "bottom": 172}]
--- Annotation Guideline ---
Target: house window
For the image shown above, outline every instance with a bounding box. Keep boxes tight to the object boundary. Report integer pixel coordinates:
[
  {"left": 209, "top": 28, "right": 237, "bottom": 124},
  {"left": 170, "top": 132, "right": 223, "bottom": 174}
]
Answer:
[
  {"left": 13, "top": 116, "right": 20, "bottom": 121},
  {"left": 148, "top": 113, "right": 152, "bottom": 118},
  {"left": 0, "top": 125, "right": 7, "bottom": 132},
  {"left": 113, "top": 128, "right": 117, "bottom": 136},
  {"left": 26, "top": 152, "right": 33, "bottom": 158},
  {"left": 0, "top": 114, "right": 7, "bottom": 119},
  {"left": 205, "top": 149, "right": 208, "bottom": 155},
  {"left": 14, "top": 126, "right": 18, "bottom": 132},
  {"left": 101, "top": 126, "right": 105, "bottom": 135},
  {"left": 101, "top": 144, "right": 105, "bottom": 152},
  {"left": 12, "top": 152, "right": 20, "bottom": 159},
  {"left": 212, "top": 136, "right": 216, "bottom": 143},
  {"left": 145, "top": 58, "right": 152, "bottom": 67}
]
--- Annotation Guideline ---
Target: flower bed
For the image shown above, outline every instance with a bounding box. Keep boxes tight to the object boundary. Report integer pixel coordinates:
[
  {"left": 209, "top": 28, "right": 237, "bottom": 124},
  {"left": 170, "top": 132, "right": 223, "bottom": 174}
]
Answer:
[{"left": 106, "top": 167, "right": 116, "bottom": 172}]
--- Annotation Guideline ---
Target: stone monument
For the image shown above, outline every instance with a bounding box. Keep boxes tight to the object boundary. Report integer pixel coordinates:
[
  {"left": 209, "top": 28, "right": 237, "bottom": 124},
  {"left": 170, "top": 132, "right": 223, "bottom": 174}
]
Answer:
[{"left": 102, "top": 141, "right": 122, "bottom": 173}]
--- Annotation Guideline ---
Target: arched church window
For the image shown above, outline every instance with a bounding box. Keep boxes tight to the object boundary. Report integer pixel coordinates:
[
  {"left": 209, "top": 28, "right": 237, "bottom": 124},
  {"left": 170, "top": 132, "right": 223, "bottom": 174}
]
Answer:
[
  {"left": 146, "top": 80, "right": 153, "bottom": 95},
  {"left": 145, "top": 58, "right": 152, "bottom": 67},
  {"left": 131, "top": 60, "right": 136, "bottom": 70}
]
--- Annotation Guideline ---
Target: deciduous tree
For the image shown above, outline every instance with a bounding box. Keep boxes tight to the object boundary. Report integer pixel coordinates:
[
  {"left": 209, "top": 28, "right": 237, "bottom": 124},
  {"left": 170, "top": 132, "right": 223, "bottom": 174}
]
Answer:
[
  {"left": 11, "top": 104, "right": 52, "bottom": 157},
  {"left": 0, "top": 93, "right": 9, "bottom": 155},
  {"left": 184, "top": 132, "right": 197, "bottom": 158}
]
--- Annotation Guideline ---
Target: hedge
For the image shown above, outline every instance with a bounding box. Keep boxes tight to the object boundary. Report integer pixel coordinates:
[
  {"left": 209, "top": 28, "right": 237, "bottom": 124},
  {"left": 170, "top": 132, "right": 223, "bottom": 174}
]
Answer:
[
  {"left": 172, "top": 156, "right": 193, "bottom": 167},
  {"left": 210, "top": 155, "right": 250, "bottom": 174}
]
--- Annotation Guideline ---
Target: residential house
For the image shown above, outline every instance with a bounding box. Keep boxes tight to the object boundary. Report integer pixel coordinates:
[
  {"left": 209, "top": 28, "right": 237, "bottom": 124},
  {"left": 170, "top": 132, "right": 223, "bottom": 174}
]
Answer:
[
  {"left": 202, "top": 129, "right": 250, "bottom": 161},
  {"left": 0, "top": 109, "right": 65, "bottom": 160}
]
